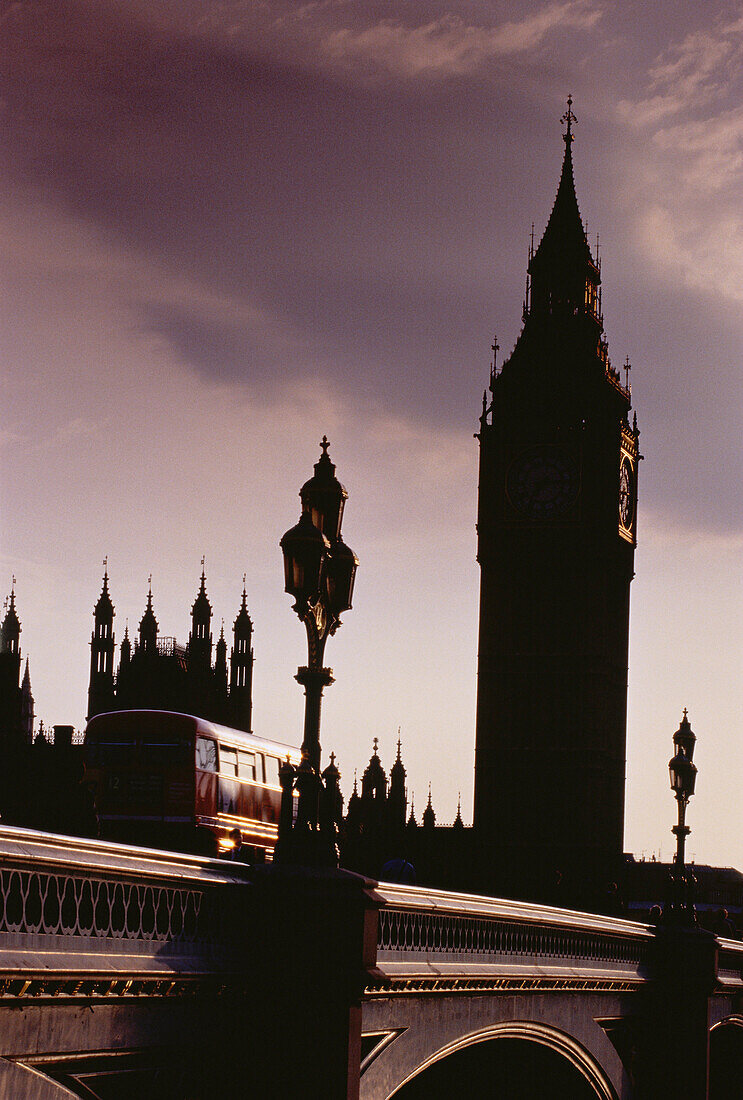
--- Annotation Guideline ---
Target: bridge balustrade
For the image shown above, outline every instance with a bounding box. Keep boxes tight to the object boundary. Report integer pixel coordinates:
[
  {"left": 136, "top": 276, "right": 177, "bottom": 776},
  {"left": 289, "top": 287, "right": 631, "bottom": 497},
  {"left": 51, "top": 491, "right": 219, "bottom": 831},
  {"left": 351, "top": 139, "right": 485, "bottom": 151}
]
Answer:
[
  {"left": 715, "top": 937, "right": 743, "bottom": 992},
  {"left": 0, "top": 825, "right": 251, "bottom": 1000},
  {"left": 369, "top": 883, "right": 655, "bottom": 995}
]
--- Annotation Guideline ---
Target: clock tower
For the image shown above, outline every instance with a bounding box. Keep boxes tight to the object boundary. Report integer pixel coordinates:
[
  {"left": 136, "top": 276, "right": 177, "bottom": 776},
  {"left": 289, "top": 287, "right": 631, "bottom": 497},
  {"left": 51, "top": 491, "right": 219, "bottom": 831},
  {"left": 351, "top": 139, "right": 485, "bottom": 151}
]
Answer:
[{"left": 474, "top": 100, "right": 640, "bottom": 904}]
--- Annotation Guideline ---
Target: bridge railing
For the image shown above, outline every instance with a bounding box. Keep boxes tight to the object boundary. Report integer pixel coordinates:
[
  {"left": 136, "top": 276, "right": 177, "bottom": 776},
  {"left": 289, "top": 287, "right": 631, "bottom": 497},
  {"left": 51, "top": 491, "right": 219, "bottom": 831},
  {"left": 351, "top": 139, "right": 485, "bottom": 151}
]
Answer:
[
  {"left": 0, "top": 826, "right": 251, "bottom": 997},
  {"left": 716, "top": 937, "right": 743, "bottom": 991},
  {"left": 369, "top": 883, "right": 655, "bottom": 992}
]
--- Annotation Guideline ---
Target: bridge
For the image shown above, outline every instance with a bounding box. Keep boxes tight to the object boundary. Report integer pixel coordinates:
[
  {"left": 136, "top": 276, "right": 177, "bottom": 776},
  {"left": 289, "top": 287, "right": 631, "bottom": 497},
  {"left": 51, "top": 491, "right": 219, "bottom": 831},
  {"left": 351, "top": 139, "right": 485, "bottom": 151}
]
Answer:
[{"left": 0, "top": 828, "right": 740, "bottom": 1098}]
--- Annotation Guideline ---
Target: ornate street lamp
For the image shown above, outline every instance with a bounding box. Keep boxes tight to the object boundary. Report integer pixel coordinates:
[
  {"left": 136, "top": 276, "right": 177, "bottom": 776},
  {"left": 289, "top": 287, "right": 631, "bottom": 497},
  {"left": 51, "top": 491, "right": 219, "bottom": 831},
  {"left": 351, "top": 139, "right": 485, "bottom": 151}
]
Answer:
[
  {"left": 275, "top": 437, "right": 358, "bottom": 866},
  {"left": 664, "top": 709, "right": 698, "bottom": 925}
]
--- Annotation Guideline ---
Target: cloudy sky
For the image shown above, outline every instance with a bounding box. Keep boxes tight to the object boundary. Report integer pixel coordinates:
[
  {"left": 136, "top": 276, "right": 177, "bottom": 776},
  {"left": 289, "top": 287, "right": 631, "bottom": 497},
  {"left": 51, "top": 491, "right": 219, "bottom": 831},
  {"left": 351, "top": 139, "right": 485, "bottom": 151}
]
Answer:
[{"left": 1, "top": 0, "right": 741, "bottom": 868}]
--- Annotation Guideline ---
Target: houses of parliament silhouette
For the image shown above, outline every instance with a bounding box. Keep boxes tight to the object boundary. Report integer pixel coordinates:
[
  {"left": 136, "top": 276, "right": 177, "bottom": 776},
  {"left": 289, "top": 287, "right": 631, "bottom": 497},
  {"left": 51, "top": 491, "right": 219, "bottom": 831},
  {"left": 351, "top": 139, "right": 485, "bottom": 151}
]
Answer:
[
  {"left": 0, "top": 581, "right": 35, "bottom": 747},
  {"left": 86, "top": 562, "right": 254, "bottom": 731},
  {"left": 0, "top": 566, "right": 255, "bottom": 837},
  {"left": 1, "top": 101, "right": 656, "bottom": 909}
]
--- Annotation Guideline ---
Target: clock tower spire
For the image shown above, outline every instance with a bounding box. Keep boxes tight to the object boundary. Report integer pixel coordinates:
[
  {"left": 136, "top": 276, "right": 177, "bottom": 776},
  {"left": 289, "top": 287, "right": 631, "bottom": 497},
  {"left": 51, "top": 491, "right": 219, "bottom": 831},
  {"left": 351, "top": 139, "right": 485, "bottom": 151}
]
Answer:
[
  {"left": 524, "top": 95, "right": 601, "bottom": 337},
  {"left": 474, "top": 100, "right": 640, "bottom": 906}
]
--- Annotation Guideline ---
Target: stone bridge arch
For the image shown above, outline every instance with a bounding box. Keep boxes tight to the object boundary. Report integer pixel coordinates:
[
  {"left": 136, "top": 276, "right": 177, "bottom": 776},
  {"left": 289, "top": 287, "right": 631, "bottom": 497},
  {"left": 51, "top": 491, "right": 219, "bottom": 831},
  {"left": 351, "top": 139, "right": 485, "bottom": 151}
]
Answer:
[
  {"left": 389, "top": 1020, "right": 618, "bottom": 1099},
  {"left": 361, "top": 998, "right": 629, "bottom": 1099},
  {"left": 710, "top": 1014, "right": 743, "bottom": 1098}
]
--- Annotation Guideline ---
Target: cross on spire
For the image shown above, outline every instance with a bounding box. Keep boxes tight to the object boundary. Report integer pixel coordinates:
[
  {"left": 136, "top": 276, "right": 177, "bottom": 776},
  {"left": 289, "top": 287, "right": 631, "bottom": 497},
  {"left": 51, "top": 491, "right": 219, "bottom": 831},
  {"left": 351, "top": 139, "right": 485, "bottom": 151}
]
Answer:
[
  {"left": 624, "top": 355, "right": 632, "bottom": 390},
  {"left": 561, "top": 94, "right": 576, "bottom": 143}
]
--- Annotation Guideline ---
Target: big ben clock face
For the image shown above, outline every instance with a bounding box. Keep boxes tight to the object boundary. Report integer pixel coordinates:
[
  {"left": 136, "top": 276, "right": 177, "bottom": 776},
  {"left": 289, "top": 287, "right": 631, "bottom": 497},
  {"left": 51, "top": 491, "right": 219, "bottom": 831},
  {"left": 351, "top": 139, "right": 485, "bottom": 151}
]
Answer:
[
  {"left": 507, "top": 447, "right": 579, "bottom": 520},
  {"left": 619, "top": 457, "right": 634, "bottom": 532}
]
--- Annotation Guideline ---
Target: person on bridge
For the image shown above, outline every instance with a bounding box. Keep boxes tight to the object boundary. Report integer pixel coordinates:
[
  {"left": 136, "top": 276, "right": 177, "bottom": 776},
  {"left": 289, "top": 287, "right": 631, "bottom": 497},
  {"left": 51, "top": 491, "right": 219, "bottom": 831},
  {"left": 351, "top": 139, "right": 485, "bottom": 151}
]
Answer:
[
  {"left": 380, "top": 856, "right": 416, "bottom": 884},
  {"left": 225, "top": 828, "right": 250, "bottom": 863},
  {"left": 603, "top": 881, "right": 627, "bottom": 917},
  {"left": 713, "top": 907, "right": 736, "bottom": 938}
]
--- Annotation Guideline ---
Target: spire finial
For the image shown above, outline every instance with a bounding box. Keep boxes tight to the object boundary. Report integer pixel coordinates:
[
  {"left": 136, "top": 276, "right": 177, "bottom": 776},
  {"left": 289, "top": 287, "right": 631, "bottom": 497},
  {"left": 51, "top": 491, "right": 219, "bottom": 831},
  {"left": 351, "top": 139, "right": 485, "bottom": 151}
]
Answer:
[
  {"left": 683, "top": 707, "right": 688, "bottom": 719},
  {"left": 196, "top": 559, "right": 208, "bottom": 599},
  {"left": 490, "top": 333, "right": 500, "bottom": 386},
  {"left": 372, "top": 736, "right": 379, "bottom": 756},
  {"left": 330, "top": 751, "right": 336, "bottom": 767},
  {"left": 561, "top": 94, "right": 576, "bottom": 143},
  {"left": 320, "top": 435, "right": 330, "bottom": 456},
  {"left": 103, "top": 556, "right": 108, "bottom": 575},
  {"left": 624, "top": 355, "right": 632, "bottom": 391}
]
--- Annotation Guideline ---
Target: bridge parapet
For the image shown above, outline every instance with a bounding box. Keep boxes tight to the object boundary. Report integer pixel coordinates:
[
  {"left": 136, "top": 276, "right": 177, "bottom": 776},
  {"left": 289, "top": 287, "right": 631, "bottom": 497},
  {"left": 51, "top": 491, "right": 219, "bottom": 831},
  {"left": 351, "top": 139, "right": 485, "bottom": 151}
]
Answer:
[
  {"left": 369, "top": 883, "right": 654, "bottom": 995},
  {"left": 0, "top": 825, "right": 250, "bottom": 999},
  {"left": 716, "top": 937, "right": 743, "bottom": 992}
]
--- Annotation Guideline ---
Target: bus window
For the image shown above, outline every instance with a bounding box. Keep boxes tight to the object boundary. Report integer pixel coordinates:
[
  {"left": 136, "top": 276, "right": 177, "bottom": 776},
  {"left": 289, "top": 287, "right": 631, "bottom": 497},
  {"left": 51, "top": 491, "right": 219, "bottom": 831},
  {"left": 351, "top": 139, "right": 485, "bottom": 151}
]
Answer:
[
  {"left": 196, "top": 737, "right": 217, "bottom": 772},
  {"left": 238, "top": 750, "right": 256, "bottom": 781},
  {"left": 255, "top": 753, "right": 266, "bottom": 783},
  {"left": 220, "top": 746, "right": 238, "bottom": 776},
  {"left": 265, "top": 756, "right": 281, "bottom": 787}
]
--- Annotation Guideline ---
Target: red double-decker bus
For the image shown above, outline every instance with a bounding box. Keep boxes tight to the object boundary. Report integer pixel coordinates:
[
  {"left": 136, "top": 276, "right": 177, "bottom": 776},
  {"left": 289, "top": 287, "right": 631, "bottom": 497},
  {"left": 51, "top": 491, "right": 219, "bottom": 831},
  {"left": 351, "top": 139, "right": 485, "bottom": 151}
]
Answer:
[{"left": 84, "top": 710, "right": 299, "bottom": 858}]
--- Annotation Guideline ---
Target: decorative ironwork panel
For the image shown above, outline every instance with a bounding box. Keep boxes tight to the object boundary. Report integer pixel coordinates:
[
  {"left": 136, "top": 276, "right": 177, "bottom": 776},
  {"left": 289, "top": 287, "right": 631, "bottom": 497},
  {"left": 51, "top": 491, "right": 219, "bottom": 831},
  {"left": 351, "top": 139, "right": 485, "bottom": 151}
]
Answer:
[
  {"left": 0, "top": 866, "right": 205, "bottom": 943},
  {"left": 377, "top": 906, "right": 651, "bottom": 970}
]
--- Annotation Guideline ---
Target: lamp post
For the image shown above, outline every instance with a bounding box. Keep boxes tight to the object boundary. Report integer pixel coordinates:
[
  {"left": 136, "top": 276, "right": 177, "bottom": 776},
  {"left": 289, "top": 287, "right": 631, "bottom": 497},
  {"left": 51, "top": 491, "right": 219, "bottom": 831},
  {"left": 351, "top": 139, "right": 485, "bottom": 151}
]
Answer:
[
  {"left": 664, "top": 708, "right": 698, "bottom": 925},
  {"left": 275, "top": 437, "right": 358, "bottom": 866}
]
